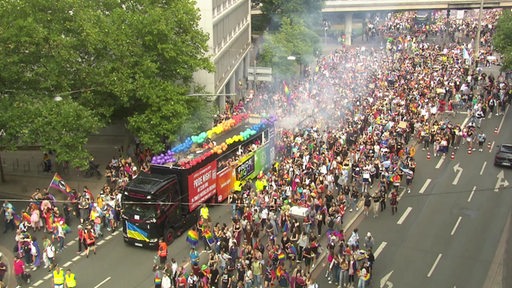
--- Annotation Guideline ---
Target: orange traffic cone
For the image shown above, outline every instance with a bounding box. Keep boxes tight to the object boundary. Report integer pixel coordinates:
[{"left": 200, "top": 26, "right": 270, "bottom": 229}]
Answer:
[
  {"left": 450, "top": 152, "right": 455, "bottom": 160},
  {"left": 427, "top": 152, "right": 431, "bottom": 160},
  {"left": 494, "top": 127, "right": 499, "bottom": 134},
  {"left": 468, "top": 148, "right": 472, "bottom": 155}
]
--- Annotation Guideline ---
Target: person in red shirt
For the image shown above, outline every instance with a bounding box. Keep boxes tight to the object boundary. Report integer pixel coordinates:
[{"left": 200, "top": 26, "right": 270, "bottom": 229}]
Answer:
[
  {"left": 157, "top": 238, "right": 168, "bottom": 265},
  {"left": 13, "top": 255, "right": 25, "bottom": 288}
]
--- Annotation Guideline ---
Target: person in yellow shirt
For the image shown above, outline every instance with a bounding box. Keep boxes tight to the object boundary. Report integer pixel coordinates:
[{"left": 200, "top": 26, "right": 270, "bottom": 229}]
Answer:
[
  {"left": 52, "top": 265, "right": 65, "bottom": 288},
  {"left": 200, "top": 204, "right": 209, "bottom": 223},
  {"left": 64, "top": 269, "right": 77, "bottom": 288}
]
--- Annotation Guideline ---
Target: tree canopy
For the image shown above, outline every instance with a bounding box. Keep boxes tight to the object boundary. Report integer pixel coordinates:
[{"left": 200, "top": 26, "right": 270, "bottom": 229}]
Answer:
[
  {"left": 257, "top": 0, "right": 323, "bottom": 79},
  {"left": 0, "top": 0, "right": 214, "bottom": 170},
  {"left": 493, "top": 9, "right": 512, "bottom": 71},
  {"left": 259, "top": 0, "right": 324, "bottom": 30},
  {"left": 260, "top": 17, "right": 320, "bottom": 79}
]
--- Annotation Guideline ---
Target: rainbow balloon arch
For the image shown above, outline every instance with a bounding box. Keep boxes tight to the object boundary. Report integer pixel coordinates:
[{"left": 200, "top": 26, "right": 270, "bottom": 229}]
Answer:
[{"left": 151, "top": 114, "right": 277, "bottom": 168}]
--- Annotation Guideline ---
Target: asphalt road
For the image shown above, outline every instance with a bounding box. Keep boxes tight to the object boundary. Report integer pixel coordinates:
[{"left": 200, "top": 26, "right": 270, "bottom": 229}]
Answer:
[{"left": 315, "top": 105, "right": 512, "bottom": 288}]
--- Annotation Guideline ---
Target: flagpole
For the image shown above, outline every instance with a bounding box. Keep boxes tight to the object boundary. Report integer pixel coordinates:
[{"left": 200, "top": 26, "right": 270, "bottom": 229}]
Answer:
[{"left": 47, "top": 172, "right": 58, "bottom": 193}]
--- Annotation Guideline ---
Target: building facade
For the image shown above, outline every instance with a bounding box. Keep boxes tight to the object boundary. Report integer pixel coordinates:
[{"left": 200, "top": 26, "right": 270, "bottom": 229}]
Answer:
[{"left": 194, "top": 0, "right": 252, "bottom": 109}]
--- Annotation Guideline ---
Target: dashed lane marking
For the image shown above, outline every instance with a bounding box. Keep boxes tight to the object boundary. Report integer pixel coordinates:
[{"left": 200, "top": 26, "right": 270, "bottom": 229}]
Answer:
[
  {"left": 427, "top": 253, "right": 443, "bottom": 277},
  {"left": 480, "top": 162, "right": 486, "bottom": 175},
  {"left": 397, "top": 207, "right": 412, "bottom": 225},
  {"left": 450, "top": 217, "right": 462, "bottom": 236},
  {"left": 467, "top": 186, "right": 476, "bottom": 202},
  {"left": 435, "top": 155, "right": 445, "bottom": 169},
  {"left": 374, "top": 241, "right": 387, "bottom": 258},
  {"left": 63, "top": 261, "right": 73, "bottom": 267},
  {"left": 419, "top": 179, "right": 431, "bottom": 194}
]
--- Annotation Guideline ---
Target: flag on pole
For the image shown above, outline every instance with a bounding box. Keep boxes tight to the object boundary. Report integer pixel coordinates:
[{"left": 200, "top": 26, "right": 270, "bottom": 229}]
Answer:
[
  {"left": 462, "top": 48, "right": 470, "bottom": 60},
  {"left": 50, "top": 173, "right": 72, "bottom": 196},
  {"left": 283, "top": 81, "right": 291, "bottom": 101}
]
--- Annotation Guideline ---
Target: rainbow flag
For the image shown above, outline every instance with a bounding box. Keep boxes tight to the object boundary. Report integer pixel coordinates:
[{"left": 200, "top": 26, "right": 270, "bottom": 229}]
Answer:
[
  {"left": 283, "top": 81, "right": 291, "bottom": 101},
  {"left": 289, "top": 245, "right": 297, "bottom": 255},
  {"left": 276, "top": 266, "right": 284, "bottom": 277},
  {"left": 278, "top": 251, "right": 286, "bottom": 261},
  {"left": 186, "top": 229, "right": 199, "bottom": 246},
  {"left": 204, "top": 229, "right": 215, "bottom": 245},
  {"left": 13, "top": 213, "right": 22, "bottom": 227},
  {"left": 49, "top": 173, "right": 72, "bottom": 197},
  {"left": 22, "top": 212, "right": 31, "bottom": 223}
]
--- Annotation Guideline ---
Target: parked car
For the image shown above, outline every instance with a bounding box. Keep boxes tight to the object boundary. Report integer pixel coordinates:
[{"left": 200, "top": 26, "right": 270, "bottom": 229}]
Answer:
[{"left": 494, "top": 144, "right": 512, "bottom": 167}]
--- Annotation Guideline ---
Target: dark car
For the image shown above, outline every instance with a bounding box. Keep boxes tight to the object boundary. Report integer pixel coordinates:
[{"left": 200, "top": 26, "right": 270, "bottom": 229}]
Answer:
[{"left": 494, "top": 144, "right": 512, "bottom": 167}]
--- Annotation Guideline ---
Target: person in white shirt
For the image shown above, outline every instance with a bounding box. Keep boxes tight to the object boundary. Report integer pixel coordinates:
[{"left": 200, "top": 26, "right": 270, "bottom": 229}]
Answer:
[{"left": 161, "top": 273, "right": 171, "bottom": 288}]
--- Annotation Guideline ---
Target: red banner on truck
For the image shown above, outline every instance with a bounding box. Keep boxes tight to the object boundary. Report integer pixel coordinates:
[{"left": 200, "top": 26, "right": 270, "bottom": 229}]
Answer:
[{"left": 188, "top": 161, "right": 217, "bottom": 211}]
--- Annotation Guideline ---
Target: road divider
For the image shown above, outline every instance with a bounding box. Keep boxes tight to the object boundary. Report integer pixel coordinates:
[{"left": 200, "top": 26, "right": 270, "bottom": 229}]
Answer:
[
  {"left": 450, "top": 216, "right": 462, "bottom": 236},
  {"left": 397, "top": 207, "right": 412, "bottom": 225},
  {"left": 427, "top": 253, "right": 443, "bottom": 278}
]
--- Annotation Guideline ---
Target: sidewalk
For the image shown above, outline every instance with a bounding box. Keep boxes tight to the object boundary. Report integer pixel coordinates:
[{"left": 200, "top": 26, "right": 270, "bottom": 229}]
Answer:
[{"left": 0, "top": 122, "right": 132, "bottom": 198}]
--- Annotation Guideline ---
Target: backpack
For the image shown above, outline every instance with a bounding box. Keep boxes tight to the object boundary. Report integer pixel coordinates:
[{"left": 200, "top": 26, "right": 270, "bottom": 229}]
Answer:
[{"left": 278, "top": 275, "right": 289, "bottom": 287}]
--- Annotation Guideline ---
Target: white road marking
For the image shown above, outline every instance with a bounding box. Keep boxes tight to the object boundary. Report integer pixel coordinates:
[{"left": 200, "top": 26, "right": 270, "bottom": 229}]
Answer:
[
  {"left": 435, "top": 155, "right": 445, "bottom": 169},
  {"left": 44, "top": 274, "right": 52, "bottom": 280},
  {"left": 497, "top": 105, "right": 509, "bottom": 133},
  {"left": 489, "top": 141, "right": 495, "bottom": 152},
  {"left": 112, "top": 230, "right": 120, "bottom": 235},
  {"left": 451, "top": 217, "right": 462, "bottom": 236},
  {"left": 33, "top": 280, "right": 44, "bottom": 286},
  {"left": 72, "top": 255, "right": 81, "bottom": 261},
  {"left": 397, "top": 207, "right": 412, "bottom": 225},
  {"left": 67, "top": 240, "right": 76, "bottom": 246},
  {"left": 63, "top": 261, "right": 73, "bottom": 267},
  {"left": 97, "top": 240, "right": 105, "bottom": 245},
  {"left": 468, "top": 186, "right": 476, "bottom": 202},
  {"left": 94, "top": 277, "right": 111, "bottom": 288},
  {"left": 106, "top": 235, "right": 113, "bottom": 240},
  {"left": 480, "top": 161, "right": 487, "bottom": 175},
  {"left": 461, "top": 115, "right": 470, "bottom": 127},
  {"left": 427, "top": 253, "right": 443, "bottom": 277},
  {"left": 419, "top": 179, "right": 431, "bottom": 194},
  {"left": 374, "top": 241, "right": 388, "bottom": 258},
  {"left": 452, "top": 163, "right": 463, "bottom": 185}
]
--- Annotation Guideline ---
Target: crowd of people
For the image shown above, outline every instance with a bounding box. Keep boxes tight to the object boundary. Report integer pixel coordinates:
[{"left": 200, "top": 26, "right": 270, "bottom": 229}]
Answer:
[
  {"left": 0, "top": 153, "right": 137, "bottom": 287},
  {"left": 148, "top": 9, "right": 510, "bottom": 288},
  {"left": 1, "top": 8, "right": 511, "bottom": 288}
]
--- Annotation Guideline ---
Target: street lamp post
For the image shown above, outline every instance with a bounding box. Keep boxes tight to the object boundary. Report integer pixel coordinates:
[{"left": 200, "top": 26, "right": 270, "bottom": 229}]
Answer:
[
  {"left": 472, "top": 0, "right": 484, "bottom": 76},
  {"left": 0, "top": 129, "right": 5, "bottom": 182}
]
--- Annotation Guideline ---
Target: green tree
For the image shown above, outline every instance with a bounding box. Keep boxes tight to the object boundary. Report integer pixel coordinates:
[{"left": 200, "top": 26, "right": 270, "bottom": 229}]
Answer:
[
  {"left": 493, "top": 9, "right": 512, "bottom": 71},
  {"left": 259, "top": 0, "right": 324, "bottom": 30},
  {"left": 260, "top": 18, "right": 320, "bottom": 78},
  {"left": 0, "top": 0, "right": 214, "bottom": 180}
]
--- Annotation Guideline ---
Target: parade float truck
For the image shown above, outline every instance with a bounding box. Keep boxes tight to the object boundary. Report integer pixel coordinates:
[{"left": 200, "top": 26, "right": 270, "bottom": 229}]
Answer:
[{"left": 122, "top": 114, "right": 276, "bottom": 248}]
